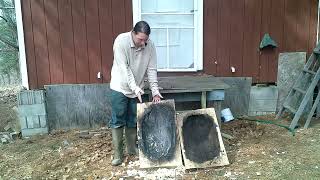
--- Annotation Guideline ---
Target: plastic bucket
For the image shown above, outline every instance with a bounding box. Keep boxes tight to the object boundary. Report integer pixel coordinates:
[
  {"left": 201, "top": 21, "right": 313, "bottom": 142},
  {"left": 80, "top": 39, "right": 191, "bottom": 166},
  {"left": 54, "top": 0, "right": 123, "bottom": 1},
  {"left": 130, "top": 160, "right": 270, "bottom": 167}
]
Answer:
[{"left": 221, "top": 108, "right": 234, "bottom": 122}]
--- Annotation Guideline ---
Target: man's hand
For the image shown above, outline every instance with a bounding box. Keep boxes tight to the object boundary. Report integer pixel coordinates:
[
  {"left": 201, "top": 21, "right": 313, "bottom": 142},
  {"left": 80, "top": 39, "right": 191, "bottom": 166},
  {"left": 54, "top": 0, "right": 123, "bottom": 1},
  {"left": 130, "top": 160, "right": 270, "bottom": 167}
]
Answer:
[
  {"left": 135, "top": 87, "right": 144, "bottom": 103},
  {"left": 152, "top": 95, "right": 162, "bottom": 103}
]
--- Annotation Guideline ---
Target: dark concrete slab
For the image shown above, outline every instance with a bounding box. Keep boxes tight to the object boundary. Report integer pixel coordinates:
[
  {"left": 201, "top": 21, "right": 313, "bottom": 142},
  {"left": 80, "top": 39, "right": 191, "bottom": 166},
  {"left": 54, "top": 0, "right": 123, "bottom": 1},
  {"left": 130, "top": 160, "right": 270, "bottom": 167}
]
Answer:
[
  {"left": 277, "top": 52, "right": 306, "bottom": 111},
  {"left": 217, "top": 77, "right": 252, "bottom": 117},
  {"left": 45, "top": 84, "right": 112, "bottom": 131}
]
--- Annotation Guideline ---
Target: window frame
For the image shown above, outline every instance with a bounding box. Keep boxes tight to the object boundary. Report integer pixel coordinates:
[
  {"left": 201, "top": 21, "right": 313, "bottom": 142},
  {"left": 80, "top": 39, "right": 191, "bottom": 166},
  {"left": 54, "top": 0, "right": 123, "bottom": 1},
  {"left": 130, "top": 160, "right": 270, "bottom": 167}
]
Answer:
[{"left": 132, "top": 0, "right": 203, "bottom": 72}]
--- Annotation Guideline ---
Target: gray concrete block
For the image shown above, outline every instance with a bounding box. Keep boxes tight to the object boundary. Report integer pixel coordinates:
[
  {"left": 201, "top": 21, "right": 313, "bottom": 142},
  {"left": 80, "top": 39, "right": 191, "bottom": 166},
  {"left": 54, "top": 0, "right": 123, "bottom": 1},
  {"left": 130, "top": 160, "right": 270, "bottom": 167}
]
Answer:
[
  {"left": 19, "top": 116, "right": 27, "bottom": 129},
  {"left": 26, "top": 116, "right": 39, "bottom": 128},
  {"left": 39, "top": 115, "right": 47, "bottom": 128},
  {"left": 249, "top": 86, "right": 278, "bottom": 114},
  {"left": 18, "top": 104, "right": 46, "bottom": 116},
  {"left": 250, "top": 86, "right": 278, "bottom": 100},
  {"left": 277, "top": 52, "right": 306, "bottom": 110},
  {"left": 248, "top": 99, "right": 278, "bottom": 111},
  {"left": 21, "top": 127, "right": 48, "bottom": 137},
  {"left": 18, "top": 90, "right": 45, "bottom": 105},
  {"left": 17, "top": 90, "right": 48, "bottom": 137}
]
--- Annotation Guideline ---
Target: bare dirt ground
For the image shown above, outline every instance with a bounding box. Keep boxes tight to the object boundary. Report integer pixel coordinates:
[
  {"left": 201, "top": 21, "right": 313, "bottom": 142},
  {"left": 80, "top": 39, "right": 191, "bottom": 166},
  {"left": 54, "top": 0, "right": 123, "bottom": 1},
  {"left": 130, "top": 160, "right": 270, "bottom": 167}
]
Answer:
[
  {"left": 1, "top": 86, "right": 320, "bottom": 179},
  {"left": 1, "top": 115, "right": 320, "bottom": 179}
]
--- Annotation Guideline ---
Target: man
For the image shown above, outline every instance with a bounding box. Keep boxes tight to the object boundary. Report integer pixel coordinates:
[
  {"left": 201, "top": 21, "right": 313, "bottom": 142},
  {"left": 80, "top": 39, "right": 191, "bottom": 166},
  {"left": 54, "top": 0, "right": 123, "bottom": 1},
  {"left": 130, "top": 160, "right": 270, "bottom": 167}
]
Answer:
[{"left": 109, "top": 21, "right": 162, "bottom": 166}]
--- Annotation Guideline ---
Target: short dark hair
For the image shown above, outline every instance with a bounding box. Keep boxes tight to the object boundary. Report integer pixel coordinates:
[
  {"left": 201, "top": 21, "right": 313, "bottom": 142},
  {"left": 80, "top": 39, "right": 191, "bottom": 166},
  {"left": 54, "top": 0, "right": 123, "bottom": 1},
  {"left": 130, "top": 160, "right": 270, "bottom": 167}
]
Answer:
[{"left": 133, "top": 21, "right": 151, "bottom": 35}]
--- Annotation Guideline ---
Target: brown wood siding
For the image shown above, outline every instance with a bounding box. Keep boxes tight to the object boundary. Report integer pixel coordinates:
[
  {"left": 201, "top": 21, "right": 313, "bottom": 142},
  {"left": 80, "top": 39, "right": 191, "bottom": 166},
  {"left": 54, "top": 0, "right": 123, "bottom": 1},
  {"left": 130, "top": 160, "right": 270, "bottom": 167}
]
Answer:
[
  {"left": 72, "top": 0, "right": 90, "bottom": 84},
  {"left": 22, "top": 0, "right": 38, "bottom": 89},
  {"left": 22, "top": 0, "right": 132, "bottom": 88},
  {"left": 161, "top": 0, "right": 318, "bottom": 83},
  {"left": 22, "top": 0, "right": 317, "bottom": 89}
]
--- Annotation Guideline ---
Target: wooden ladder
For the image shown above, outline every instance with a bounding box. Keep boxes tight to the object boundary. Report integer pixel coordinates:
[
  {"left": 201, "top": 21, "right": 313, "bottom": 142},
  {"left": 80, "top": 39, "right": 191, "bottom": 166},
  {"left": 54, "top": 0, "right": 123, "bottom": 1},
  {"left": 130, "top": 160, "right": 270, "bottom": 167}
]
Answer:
[{"left": 276, "top": 44, "right": 320, "bottom": 129}]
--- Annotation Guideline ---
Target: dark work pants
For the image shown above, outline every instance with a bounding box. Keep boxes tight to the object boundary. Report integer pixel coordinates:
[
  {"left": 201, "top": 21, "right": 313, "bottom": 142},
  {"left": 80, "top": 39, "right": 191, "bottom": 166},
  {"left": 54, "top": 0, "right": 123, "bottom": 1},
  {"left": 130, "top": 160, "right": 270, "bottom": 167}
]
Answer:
[{"left": 109, "top": 89, "right": 137, "bottom": 128}]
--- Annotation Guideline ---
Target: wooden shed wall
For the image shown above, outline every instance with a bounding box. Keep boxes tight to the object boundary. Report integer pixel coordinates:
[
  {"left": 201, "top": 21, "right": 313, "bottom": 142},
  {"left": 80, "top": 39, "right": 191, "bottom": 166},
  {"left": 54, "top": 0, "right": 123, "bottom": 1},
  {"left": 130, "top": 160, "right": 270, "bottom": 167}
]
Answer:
[
  {"left": 22, "top": 0, "right": 318, "bottom": 89},
  {"left": 22, "top": 0, "right": 132, "bottom": 89}
]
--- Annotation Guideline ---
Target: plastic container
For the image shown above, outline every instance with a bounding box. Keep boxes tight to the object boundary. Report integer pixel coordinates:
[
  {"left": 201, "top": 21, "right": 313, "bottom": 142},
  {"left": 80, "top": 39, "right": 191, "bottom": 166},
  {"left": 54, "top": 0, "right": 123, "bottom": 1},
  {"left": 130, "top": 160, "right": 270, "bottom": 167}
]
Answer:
[{"left": 221, "top": 108, "right": 234, "bottom": 122}]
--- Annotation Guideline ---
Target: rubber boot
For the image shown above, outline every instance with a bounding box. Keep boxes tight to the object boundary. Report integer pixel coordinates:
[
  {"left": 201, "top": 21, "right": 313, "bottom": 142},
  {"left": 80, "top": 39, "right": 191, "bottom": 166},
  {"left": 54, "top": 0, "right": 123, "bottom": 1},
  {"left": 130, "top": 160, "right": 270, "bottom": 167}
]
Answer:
[
  {"left": 125, "top": 127, "right": 138, "bottom": 156},
  {"left": 111, "top": 127, "right": 124, "bottom": 166}
]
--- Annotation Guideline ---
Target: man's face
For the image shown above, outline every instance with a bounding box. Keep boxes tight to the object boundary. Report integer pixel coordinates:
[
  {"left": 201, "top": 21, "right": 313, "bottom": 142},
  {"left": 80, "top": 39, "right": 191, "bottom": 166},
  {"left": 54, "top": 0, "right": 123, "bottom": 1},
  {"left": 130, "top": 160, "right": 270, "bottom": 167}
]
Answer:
[{"left": 132, "top": 32, "right": 149, "bottom": 47}]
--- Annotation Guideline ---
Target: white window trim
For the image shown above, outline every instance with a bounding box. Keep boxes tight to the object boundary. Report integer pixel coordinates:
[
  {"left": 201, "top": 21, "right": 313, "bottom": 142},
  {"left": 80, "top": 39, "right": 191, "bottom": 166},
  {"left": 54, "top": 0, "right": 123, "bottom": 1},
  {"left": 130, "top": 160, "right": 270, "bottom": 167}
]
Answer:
[
  {"left": 15, "top": 0, "right": 29, "bottom": 89},
  {"left": 132, "top": 0, "right": 203, "bottom": 72}
]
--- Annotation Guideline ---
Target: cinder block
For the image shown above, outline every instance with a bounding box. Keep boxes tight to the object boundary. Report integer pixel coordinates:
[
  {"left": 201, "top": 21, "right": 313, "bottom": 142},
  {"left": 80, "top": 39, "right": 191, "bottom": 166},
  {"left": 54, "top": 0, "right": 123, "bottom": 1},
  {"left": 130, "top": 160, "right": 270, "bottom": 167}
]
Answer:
[
  {"left": 39, "top": 115, "right": 47, "bottom": 128},
  {"left": 250, "top": 86, "right": 278, "bottom": 100},
  {"left": 17, "top": 90, "right": 48, "bottom": 137},
  {"left": 248, "top": 99, "right": 278, "bottom": 112},
  {"left": 18, "top": 90, "right": 45, "bottom": 105},
  {"left": 19, "top": 116, "right": 27, "bottom": 129},
  {"left": 18, "top": 104, "right": 46, "bottom": 116},
  {"left": 22, "top": 128, "right": 48, "bottom": 137},
  {"left": 248, "top": 86, "right": 278, "bottom": 115}
]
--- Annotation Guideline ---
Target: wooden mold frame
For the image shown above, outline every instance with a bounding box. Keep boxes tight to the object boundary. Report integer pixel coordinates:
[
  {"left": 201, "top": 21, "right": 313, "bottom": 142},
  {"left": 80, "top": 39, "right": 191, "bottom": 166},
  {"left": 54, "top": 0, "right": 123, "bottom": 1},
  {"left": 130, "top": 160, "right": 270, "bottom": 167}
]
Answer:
[
  {"left": 177, "top": 108, "right": 229, "bottom": 169},
  {"left": 137, "top": 99, "right": 183, "bottom": 168}
]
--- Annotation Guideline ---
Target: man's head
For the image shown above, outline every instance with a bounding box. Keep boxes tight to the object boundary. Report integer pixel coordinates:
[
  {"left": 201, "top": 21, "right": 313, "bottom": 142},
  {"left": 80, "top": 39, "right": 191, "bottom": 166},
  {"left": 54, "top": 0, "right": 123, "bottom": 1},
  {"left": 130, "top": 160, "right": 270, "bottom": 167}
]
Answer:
[{"left": 132, "top": 21, "right": 151, "bottom": 47}]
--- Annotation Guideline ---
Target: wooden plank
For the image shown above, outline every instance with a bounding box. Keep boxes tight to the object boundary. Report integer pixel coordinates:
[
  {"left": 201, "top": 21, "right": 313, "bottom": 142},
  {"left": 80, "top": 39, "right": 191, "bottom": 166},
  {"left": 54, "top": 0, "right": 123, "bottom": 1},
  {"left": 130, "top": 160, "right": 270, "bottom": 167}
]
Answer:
[
  {"left": 177, "top": 108, "right": 229, "bottom": 169},
  {"left": 229, "top": 0, "right": 244, "bottom": 77},
  {"left": 85, "top": 0, "right": 102, "bottom": 83},
  {"left": 201, "top": 91, "right": 207, "bottom": 108},
  {"left": 58, "top": 0, "right": 76, "bottom": 83},
  {"left": 242, "top": 0, "right": 261, "bottom": 82},
  {"left": 289, "top": 68, "right": 320, "bottom": 129},
  {"left": 308, "top": 0, "right": 318, "bottom": 55},
  {"left": 124, "top": 0, "right": 133, "bottom": 30},
  {"left": 203, "top": 0, "right": 218, "bottom": 75},
  {"left": 137, "top": 100, "right": 182, "bottom": 168},
  {"left": 21, "top": 0, "right": 38, "bottom": 89},
  {"left": 296, "top": 0, "right": 310, "bottom": 52},
  {"left": 268, "top": 0, "right": 285, "bottom": 82},
  {"left": 212, "top": 101, "right": 222, "bottom": 127},
  {"left": 111, "top": 0, "right": 126, "bottom": 39},
  {"left": 304, "top": 82, "right": 320, "bottom": 129},
  {"left": 44, "top": 0, "right": 63, "bottom": 84},
  {"left": 71, "top": 0, "right": 90, "bottom": 83},
  {"left": 216, "top": 0, "right": 232, "bottom": 76},
  {"left": 283, "top": 0, "right": 298, "bottom": 52},
  {"left": 160, "top": 90, "right": 224, "bottom": 102},
  {"left": 99, "top": 0, "right": 114, "bottom": 82},
  {"left": 30, "top": 0, "right": 50, "bottom": 87},
  {"left": 157, "top": 76, "right": 229, "bottom": 90},
  {"left": 259, "top": 0, "right": 272, "bottom": 83}
]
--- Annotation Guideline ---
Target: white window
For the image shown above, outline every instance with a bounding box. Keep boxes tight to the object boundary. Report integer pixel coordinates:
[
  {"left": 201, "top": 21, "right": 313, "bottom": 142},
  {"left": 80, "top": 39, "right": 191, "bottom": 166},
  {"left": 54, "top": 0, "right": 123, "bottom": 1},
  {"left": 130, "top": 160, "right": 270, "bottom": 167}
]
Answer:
[{"left": 132, "top": 0, "right": 203, "bottom": 71}]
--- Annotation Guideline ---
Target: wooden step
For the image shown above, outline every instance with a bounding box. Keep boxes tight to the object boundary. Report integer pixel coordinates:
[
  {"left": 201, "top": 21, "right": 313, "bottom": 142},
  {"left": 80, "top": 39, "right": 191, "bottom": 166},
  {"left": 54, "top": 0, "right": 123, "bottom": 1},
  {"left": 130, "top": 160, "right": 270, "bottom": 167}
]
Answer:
[
  {"left": 293, "top": 87, "right": 306, "bottom": 94},
  {"left": 283, "top": 104, "right": 297, "bottom": 114},
  {"left": 303, "top": 69, "right": 316, "bottom": 75},
  {"left": 313, "top": 49, "right": 320, "bottom": 54}
]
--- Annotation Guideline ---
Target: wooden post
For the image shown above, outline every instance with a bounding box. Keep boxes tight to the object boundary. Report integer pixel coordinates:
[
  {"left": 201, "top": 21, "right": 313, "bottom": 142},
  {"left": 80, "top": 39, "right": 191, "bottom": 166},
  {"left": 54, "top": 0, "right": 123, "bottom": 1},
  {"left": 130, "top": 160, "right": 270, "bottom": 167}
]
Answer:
[
  {"left": 201, "top": 91, "right": 207, "bottom": 108},
  {"left": 213, "top": 101, "right": 222, "bottom": 127}
]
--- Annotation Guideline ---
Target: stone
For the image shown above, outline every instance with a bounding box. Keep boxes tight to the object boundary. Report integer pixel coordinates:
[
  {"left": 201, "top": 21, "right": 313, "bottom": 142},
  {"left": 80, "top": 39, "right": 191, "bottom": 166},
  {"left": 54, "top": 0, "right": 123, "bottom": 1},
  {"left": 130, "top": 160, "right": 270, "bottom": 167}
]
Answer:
[
  {"left": 277, "top": 52, "right": 306, "bottom": 111},
  {"left": 10, "top": 132, "right": 20, "bottom": 140},
  {"left": 79, "top": 130, "right": 92, "bottom": 139},
  {"left": 1, "top": 137, "right": 9, "bottom": 144},
  {"left": 4, "top": 124, "right": 13, "bottom": 132}
]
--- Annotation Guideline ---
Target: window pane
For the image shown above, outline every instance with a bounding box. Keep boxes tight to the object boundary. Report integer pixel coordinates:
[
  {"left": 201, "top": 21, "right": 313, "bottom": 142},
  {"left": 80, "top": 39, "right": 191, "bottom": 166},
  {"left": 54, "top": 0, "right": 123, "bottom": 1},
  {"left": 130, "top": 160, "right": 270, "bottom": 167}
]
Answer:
[
  {"left": 169, "top": 29, "right": 194, "bottom": 69},
  {"left": 142, "top": 14, "right": 193, "bottom": 28},
  {"left": 149, "top": 29, "right": 167, "bottom": 69},
  {"left": 141, "top": 0, "right": 194, "bottom": 13}
]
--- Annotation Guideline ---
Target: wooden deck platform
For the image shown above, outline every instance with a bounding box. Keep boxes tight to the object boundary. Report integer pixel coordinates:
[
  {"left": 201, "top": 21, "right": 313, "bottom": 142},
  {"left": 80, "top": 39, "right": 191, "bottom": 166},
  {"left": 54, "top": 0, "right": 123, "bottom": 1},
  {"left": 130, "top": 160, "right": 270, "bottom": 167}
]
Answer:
[{"left": 144, "top": 76, "right": 229, "bottom": 125}]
